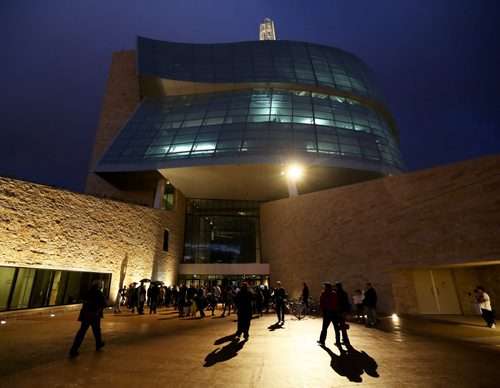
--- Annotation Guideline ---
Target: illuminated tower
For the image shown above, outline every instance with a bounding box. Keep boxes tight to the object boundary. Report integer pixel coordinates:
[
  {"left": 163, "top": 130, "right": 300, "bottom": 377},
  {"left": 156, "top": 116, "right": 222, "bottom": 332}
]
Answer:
[{"left": 259, "top": 18, "right": 276, "bottom": 40}]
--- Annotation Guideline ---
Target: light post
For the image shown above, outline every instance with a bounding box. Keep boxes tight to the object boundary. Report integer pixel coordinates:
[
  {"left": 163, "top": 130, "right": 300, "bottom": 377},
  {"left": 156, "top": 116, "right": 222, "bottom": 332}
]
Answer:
[{"left": 282, "top": 164, "right": 303, "bottom": 197}]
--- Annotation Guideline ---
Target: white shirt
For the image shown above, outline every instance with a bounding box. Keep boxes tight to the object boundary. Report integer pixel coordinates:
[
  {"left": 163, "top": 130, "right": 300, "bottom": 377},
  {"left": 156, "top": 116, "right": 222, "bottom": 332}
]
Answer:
[{"left": 479, "top": 291, "right": 492, "bottom": 311}]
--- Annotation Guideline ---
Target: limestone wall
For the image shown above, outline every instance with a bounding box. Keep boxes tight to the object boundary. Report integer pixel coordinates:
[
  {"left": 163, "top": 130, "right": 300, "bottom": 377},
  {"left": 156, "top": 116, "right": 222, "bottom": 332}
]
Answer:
[
  {"left": 84, "top": 50, "right": 154, "bottom": 205},
  {"left": 260, "top": 154, "right": 500, "bottom": 314},
  {"left": 0, "top": 177, "right": 185, "bottom": 302}
]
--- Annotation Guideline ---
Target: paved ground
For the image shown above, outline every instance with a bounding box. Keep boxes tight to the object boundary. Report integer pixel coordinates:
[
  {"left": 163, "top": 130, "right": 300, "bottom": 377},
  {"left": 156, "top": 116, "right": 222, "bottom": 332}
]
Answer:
[{"left": 0, "top": 307, "right": 499, "bottom": 387}]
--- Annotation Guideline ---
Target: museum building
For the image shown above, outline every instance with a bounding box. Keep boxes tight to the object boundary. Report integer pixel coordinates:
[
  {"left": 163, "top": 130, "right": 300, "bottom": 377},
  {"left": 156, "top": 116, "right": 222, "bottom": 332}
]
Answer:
[{"left": 1, "top": 22, "right": 499, "bottom": 315}]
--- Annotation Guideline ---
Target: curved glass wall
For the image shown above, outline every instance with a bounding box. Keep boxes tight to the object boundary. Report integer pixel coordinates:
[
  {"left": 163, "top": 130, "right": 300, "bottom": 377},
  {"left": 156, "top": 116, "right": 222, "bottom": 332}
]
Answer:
[
  {"left": 96, "top": 88, "right": 405, "bottom": 174},
  {"left": 138, "top": 37, "right": 384, "bottom": 104}
]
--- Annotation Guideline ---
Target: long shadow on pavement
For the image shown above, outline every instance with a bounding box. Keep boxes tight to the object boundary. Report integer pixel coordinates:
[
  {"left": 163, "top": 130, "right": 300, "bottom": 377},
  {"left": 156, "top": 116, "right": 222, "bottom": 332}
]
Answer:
[
  {"left": 204, "top": 335, "right": 246, "bottom": 367},
  {"left": 320, "top": 344, "right": 379, "bottom": 383}
]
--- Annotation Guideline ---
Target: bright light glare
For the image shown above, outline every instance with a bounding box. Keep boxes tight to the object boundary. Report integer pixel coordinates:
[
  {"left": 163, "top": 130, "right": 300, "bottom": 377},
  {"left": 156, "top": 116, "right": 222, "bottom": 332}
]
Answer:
[
  {"left": 287, "top": 165, "right": 303, "bottom": 180},
  {"left": 50, "top": 314, "right": 55, "bottom": 318},
  {"left": 1, "top": 321, "right": 6, "bottom": 325},
  {"left": 391, "top": 313, "right": 399, "bottom": 321}
]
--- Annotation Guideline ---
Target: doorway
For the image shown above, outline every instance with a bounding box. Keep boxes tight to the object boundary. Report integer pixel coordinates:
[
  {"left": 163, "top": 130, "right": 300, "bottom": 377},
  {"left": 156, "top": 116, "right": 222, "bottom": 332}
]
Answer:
[{"left": 412, "top": 269, "right": 462, "bottom": 314}]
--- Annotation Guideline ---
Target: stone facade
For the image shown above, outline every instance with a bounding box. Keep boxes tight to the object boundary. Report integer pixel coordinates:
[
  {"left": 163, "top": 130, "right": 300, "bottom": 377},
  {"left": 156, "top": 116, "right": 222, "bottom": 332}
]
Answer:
[
  {"left": 0, "top": 177, "right": 185, "bottom": 303},
  {"left": 85, "top": 51, "right": 154, "bottom": 206},
  {"left": 2, "top": 152, "right": 499, "bottom": 316},
  {"left": 260, "top": 153, "right": 500, "bottom": 314}
]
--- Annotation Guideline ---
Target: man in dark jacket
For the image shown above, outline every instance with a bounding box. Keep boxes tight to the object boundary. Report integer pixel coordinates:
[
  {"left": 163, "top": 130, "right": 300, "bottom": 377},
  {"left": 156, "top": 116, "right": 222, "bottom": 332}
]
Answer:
[
  {"left": 234, "top": 282, "right": 254, "bottom": 339},
  {"left": 69, "top": 280, "right": 106, "bottom": 357},
  {"left": 274, "top": 281, "right": 287, "bottom": 324},
  {"left": 317, "top": 282, "right": 342, "bottom": 346},
  {"left": 363, "top": 282, "right": 378, "bottom": 326}
]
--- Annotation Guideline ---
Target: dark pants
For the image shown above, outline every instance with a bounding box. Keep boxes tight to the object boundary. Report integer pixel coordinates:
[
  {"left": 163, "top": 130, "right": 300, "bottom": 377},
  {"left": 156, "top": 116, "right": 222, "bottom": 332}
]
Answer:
[
  {"left": 150, "top": 300, "right": 157, "bottom": 314},
  {"left": 319, "top": 311, "right": 349, "bottom": 344},
  {"left": 70, "top": 318, "right": 102, "bottom": 352},
  {"left": 276, "top": 301, "right": 286, "bottom": 322},
  {"left": 236, "top": 312, "right": 252, "bottom": 337},
  {"left": 481, "top": 308, "right": 495, "bottom": 326}
]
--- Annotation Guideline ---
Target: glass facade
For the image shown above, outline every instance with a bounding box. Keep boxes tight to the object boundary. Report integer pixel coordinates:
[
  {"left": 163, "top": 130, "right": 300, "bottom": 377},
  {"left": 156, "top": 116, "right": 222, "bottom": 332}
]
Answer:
[
  {"left": 96, "top": 89, "right": 404, "bottom": 173},
  {"left": 137, "top": 37, "right": 384, "bottom": 104},
  {"left": 183, "top": 199, "right": 260, "bottom": 264},
  {"left": 0, "top": 266, "right": 111, "bottom": 312}
]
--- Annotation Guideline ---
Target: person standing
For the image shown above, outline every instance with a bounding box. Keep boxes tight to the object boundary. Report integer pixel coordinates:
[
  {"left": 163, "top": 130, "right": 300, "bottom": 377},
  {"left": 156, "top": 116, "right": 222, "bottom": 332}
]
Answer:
[
  {"left": 234, "top": 282, "right": 254, "bottom": 340},
  {"left": 302, "top": 282, "right": 310, "bottom": 313},
  {"left": 149, "top": 284, "right": 159, "bottom": 314},
  {"left": 274, "top": 281, "right": 287, "bottom": 324},
  {"left": 363, "top": 282, "right": 378, "bottom": 326},
  {"left": 317, "top": 282, "right": 341, "bottom": 346},
  {"left": 221, "top": 285, "right": 234, "bottom": 317},
  {"left": 477, "top": 286, "right": 496, "bottom": 328},
  {"left": 263, "top": 285, "right": 271, "bottom": 313},
  {"left": 353, "top": 289, "right": 365, "bottom": 322},
  {"left": 69, "top": 280, "right": 106, "bottom": 357},
  {"left": 137, "top": 282, "right": 147, "bottom": 315},
  {"left": 334, "top": 282, "right": 351, "bottom": 345}
]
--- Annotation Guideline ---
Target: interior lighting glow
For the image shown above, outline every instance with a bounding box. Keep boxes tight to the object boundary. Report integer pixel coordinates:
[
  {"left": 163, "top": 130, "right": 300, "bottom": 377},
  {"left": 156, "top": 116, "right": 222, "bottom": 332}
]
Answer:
[
  {"left": 391, "top": 313, "right": 399, "bottom": 321},
  {"left": 1, "top": 321, "right": 6, "bottom": 325},
  {"left": 50, "top": 314, "right": 55, "bottom": 318}
]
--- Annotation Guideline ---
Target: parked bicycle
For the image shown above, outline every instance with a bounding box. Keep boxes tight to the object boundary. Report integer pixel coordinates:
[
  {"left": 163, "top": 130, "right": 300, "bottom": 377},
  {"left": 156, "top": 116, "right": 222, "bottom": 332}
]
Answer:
[{"left": 287, "top": 298, "right": 307, "bottom": 320}]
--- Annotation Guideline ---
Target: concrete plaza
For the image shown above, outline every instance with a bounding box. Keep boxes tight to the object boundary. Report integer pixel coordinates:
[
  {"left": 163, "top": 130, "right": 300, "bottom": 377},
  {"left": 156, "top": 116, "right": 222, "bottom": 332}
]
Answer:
[{"left": 0, "top": 307, "right": 499, "bottom": 387}]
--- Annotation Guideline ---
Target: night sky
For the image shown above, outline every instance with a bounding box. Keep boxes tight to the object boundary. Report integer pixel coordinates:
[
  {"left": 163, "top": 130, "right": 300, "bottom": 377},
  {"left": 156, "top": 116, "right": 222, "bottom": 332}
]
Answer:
[{"left": 1, "top": 0, "right": 499, "bottom": 192}]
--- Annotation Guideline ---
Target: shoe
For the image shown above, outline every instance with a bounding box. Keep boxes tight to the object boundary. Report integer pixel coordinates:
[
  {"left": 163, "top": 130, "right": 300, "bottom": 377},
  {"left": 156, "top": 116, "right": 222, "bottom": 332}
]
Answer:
[
  {"left": 96, "top": 341, "right": 105, "bottom": 351},
  {"left": 334, "top": 342, "right": 342, "bottom": 347},
  {"left": 68, "top": 350, "right": 79, "bottom": 357},
  {"left": 244, "top": 334, "right": 249, "bottom": 340},
  {"left": 317, "top": 340, "right": 325, "bottom": 345}
]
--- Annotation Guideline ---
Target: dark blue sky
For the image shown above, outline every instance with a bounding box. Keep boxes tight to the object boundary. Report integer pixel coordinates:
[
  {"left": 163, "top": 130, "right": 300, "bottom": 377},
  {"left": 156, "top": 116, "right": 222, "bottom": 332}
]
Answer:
[{"left": 1, "top": 0, "right": 499, "bottom": 192}]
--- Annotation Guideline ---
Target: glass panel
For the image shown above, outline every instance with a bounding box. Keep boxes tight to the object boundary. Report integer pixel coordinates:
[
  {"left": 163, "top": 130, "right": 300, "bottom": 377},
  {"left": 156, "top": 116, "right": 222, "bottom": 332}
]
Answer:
[
  {"left": 48, "top": 270, "right": 65, "bottom": 306},
  {"left": 0, "top": 267, "right": 16, "bottom": 311},
  {"left": 30, "top": 269, "right": 52, "bottom": 308},
  {"left": 10, "top": 268, "right": 36, "bottom": 309}
]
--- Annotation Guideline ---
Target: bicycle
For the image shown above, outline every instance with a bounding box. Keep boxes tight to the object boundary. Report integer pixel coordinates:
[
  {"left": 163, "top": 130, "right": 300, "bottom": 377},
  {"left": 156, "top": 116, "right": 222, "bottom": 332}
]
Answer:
[{"left": 287, "top": 298, "right": 307, "bottom": 320}]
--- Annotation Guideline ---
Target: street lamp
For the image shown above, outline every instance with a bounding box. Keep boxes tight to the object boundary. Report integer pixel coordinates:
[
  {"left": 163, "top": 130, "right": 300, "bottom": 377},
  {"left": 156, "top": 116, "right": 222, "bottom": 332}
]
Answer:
[{"left": 282, "top": 164, "right": 303, "bottom": 197}]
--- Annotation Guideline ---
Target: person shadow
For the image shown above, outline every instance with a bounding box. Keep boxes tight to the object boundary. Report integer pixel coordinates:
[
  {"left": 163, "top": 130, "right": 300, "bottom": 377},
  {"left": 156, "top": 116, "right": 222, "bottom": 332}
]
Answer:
[
  {"left": 268, "top": 322, "right": 285, "bottom": 331},
  {"left": 204, "top": 334, "right": 246, "bottom": 367},
  {"left": 320, "top": 344, "right": 379, "bottom": 382}
]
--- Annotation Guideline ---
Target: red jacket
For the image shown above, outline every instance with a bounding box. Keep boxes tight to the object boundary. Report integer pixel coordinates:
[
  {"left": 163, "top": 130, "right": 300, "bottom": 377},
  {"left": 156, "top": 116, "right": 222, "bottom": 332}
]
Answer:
[{"left": 320, "top": 290, "right": 339, "bottom": 312}]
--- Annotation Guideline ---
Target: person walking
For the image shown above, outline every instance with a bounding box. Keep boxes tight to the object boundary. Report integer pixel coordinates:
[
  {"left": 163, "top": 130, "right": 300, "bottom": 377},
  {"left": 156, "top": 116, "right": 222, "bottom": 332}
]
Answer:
[
  {"left": 317, "top": 282, "right": 342, "bottom": 347},
  {"left": 274, "top": 281, "right": 287, "bottom": 324},
  {"left": 476, "top": 286, "right": 496, "bottom": 328},
  {"left": 69, "top": 280, "right": 106, "bottom": 357},
  {"left": 363, "top": 282, "right": 378, "bottom": 326},
  {"left": 234, "top": 282, "right": 254, "bottom": 340}
]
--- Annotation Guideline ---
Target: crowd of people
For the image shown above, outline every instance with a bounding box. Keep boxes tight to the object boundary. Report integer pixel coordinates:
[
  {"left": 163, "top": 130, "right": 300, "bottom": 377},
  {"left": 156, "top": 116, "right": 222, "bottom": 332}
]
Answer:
[
  {"left": 69, "top": 278, "right": 496, "bottom": 357},
  {"left": 115, "top": 281, "right": 274, "bottom": 320}
]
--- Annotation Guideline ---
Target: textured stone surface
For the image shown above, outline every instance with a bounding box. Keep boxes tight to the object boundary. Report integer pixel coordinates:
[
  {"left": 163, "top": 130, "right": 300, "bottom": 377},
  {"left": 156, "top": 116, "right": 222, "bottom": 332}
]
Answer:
[
  {"left": 84, "top": 51, "right": 153, "bottom": 205},
  {"left": 0, "top": 177, "right": 185, "bottom": 301},
  {"left": 260, "top": 154, "right": 500, "bottom": 313}
]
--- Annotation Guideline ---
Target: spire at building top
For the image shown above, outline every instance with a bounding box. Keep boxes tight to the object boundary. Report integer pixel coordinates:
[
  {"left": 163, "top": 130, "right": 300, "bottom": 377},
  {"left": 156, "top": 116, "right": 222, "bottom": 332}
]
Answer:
[{"left": 259, "top": 18, "right": 276, "bottom": 40}]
